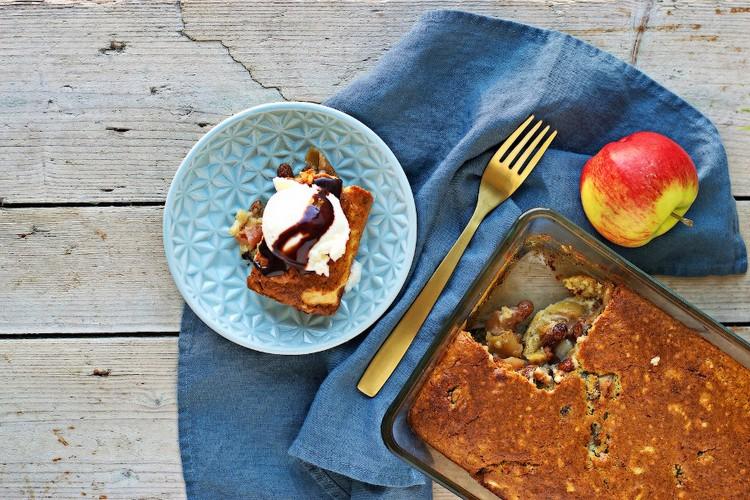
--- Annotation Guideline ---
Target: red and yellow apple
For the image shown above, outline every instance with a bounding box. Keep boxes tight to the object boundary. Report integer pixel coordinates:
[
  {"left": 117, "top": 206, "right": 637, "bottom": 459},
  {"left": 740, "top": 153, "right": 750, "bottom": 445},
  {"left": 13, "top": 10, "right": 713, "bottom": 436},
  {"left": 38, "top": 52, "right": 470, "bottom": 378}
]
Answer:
[{"left": 580, "top": 131, "right": 698, "bottom": 248}]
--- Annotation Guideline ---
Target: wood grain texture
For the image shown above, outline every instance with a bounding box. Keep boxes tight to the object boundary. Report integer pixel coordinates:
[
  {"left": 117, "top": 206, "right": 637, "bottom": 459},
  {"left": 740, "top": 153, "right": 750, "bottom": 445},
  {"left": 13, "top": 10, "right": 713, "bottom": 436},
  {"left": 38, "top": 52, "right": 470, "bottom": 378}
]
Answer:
[
  {"left": 2, "top": 331, "right": 749, "bottom": 499},
  {"left": 180, "top": 0, "right": 636, "bottom": 102},
  {"left": 0, "top": 0, "right": 748, "bottom": 498},
  {"left": 0, "top": 0, "right": 748, "bottom": 202},
  {"left": 0, "top": 338, "right": 184, "bottom": 499},
  {"left": 635, "top": 1, "right": 750, "bottom": 196},
  {"left": 177, "top": 0, "right": 750, "bottom": 197},
  {"left": 0, "top": 206, "right": 183, "bottom": 333},
  {"left": 0, "top": 336, "right": 453, "bottom": 499},
  {"left": 0, "top": 0, "right": 279, "bottom": 204},
  {"left": 1, "top": 202, "right": 748, "bottom": 334}
]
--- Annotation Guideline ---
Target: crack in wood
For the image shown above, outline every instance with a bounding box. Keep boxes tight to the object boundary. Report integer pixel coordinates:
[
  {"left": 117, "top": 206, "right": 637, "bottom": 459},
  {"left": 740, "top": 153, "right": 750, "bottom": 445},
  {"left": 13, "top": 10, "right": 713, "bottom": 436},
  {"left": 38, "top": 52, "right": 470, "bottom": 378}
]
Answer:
[
  {"left": 630, "top": 0, "right": 655, "bottom": 65},
  {"left": 105, "top": 126, "right": 130, "bottom": 133},
  {"left": 176, "top": 0, "right": 288, "bottom": 101}
]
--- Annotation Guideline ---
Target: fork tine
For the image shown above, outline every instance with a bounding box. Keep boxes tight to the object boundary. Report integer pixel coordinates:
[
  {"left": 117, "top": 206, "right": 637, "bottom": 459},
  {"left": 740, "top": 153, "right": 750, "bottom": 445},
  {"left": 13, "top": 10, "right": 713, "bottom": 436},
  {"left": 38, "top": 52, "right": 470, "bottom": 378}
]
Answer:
[
  {"left": 510, "top": 124, "right": 550, "bottom": 173},
  {"left": 518, "top": 129, "right": 557, "bottom": 182},
  {"left": 502, "top": 119, "right": 543, "bottom": 167},
  {"left": 489, "top": 115, "right": 535, "bottom": 164}
]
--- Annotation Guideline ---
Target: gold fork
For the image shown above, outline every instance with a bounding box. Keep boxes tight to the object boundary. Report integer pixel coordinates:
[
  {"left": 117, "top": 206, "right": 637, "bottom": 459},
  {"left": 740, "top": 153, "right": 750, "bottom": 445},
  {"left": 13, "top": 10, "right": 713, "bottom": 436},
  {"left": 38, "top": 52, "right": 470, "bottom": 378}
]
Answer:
[{"left": 357, "top": 115, "right": 557, "bottom": 397}]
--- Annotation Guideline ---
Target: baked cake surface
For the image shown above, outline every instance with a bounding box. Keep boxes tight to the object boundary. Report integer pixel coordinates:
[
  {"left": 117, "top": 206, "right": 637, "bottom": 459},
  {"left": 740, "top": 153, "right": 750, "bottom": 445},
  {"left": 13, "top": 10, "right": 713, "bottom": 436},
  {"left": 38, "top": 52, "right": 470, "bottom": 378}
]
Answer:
[
  {"left": 408, "top": 286, "right": 750, "bottom": 499},
  {"left": 247, "top": 184, "right": 372, "bottom": 315}
]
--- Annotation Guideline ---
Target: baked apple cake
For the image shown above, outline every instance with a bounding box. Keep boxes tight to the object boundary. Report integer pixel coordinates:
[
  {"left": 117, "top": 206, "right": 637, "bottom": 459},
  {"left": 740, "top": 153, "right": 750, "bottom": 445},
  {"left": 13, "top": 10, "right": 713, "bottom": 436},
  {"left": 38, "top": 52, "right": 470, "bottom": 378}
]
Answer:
[
  {"left": 408, "top": 275, "right": 750, "bottom": 498},
  {"left": 229, "top": 147, "right": 373, "bottom": 315}
]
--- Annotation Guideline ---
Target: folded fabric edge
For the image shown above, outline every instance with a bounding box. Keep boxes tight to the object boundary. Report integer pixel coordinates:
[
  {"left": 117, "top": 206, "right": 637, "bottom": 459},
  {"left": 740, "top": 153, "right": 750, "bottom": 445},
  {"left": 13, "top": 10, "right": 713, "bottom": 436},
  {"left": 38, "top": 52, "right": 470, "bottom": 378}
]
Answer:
[
  {"left": 177, "top": 310, "right": 198, "bottom": 499},
  {"left": 288, "top": 439, "right": 427, "bottom": 489},
  {"left": 177, "top": 396, "right": 198, "bottom": 499},
  {"left": 298, "top": 460, "right": 352, "bottom": 500}
]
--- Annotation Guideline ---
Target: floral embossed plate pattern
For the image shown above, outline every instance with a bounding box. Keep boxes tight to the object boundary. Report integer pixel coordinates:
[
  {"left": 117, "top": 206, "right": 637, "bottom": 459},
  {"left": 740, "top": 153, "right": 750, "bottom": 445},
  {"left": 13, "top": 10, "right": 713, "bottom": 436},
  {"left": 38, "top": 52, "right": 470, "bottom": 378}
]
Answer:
[{"left": 163, "top": 102, "right": 417, "bottom": 354}]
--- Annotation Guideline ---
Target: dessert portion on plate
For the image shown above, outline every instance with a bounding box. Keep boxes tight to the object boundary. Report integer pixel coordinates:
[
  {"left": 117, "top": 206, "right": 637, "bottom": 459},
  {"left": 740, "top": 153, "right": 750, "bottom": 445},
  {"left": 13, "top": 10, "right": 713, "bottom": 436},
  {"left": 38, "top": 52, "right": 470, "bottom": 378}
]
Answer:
[
  {"left": 408, "top": 275, "right": 750, "bottom": 498},
  {"left": 230, "top": 147, "right": 373, "bottom": 315}
]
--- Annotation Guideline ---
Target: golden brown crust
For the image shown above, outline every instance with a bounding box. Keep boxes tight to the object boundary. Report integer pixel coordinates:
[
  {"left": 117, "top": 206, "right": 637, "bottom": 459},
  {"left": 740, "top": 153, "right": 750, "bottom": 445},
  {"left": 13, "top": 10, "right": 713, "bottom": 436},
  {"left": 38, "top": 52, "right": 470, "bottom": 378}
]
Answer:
[
  {"left": 409, "top": 287, "right": 750, "bottom": 499},
  {"left": 246, "top": 185, "right": 373, "bottom": 315}
]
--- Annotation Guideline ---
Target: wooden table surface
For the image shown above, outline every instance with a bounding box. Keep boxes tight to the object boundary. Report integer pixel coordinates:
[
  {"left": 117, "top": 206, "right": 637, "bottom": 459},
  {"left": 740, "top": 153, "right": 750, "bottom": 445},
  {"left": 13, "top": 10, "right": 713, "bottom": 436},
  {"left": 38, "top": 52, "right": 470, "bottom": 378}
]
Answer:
[{"left": 1, "top": 1, "right": 748, "bottom": 498}]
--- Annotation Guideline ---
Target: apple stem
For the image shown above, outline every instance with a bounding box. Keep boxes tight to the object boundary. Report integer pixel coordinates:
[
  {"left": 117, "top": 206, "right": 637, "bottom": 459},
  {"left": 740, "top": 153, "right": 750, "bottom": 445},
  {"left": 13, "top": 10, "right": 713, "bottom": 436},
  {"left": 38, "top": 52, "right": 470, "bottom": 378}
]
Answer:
[{"left": 671, "top": 212, "right": 694, "bottom": 227}]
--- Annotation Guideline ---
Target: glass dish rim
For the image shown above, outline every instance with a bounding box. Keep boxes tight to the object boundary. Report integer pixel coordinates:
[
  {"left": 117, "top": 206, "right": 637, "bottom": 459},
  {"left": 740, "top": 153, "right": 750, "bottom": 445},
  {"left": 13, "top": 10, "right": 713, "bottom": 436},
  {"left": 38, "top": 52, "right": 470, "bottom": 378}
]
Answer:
[{"left": 382, "top": 207, "right": 749, "bottom": 498}]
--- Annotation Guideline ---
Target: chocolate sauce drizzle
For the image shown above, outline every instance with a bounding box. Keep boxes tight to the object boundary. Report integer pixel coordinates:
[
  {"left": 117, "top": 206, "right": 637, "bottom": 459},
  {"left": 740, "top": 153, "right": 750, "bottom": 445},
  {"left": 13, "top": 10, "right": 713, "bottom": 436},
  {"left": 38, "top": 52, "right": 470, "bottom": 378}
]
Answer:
[
  {"left": 255, "top": 188, "right": 337, "bottom": 276},
  {"left": 312, "top": 176, "right": 342, "bottom": 199},
  {"left": 256, "top": 240, "right": 287, "bottom": 277}
]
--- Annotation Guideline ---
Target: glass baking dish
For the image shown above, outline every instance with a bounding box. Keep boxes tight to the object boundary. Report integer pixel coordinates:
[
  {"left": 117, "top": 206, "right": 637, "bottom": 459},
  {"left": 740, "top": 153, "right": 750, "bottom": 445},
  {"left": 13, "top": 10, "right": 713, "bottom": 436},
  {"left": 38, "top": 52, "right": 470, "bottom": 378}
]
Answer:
[{"left": 382, "top": 208, "right": 750, "bottom": 499}]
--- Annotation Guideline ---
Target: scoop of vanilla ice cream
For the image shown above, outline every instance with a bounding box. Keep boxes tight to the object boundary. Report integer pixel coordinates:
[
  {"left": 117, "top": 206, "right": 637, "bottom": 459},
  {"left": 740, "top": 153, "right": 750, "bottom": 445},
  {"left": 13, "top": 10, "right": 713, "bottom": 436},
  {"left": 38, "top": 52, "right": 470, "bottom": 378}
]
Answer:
[
  {"left": 262, "top": 177, "right": 350, "bottom": 276},
  {"left": 305, "top": 190, "right": 349, "bottom": 276},
  {"left": 261, "top": 178, "right": 315, "bottom": 250}
]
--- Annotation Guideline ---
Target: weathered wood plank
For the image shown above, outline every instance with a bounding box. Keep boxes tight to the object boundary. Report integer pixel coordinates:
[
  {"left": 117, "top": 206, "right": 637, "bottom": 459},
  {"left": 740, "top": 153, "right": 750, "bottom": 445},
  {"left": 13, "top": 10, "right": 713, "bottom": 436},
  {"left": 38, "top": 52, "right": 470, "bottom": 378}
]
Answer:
[
  {"left": 0, "top": 206, "right": 183, "bottom": 333},
  {"left": 1, "top": 203, "right": 748, "bottom": 334},
  {"left": 2, "top": 331, "right": 749, "bottom": 498},
  {"left": 0, "top": 1, "right": 746, "bottom": 499},
  {"left": 179, "top": 0, "right": 750, "bottom": 196},
  {"left": 0, "top": 335, "right": 453, "bottom": 499},
  {"left": 0, "top": 0, "right": 279, "bottom": 204},
  {"left": 0, "top": 337, "right": 184, "bottom": 499},
  {"left": 636, "top": 1, "right": 750, "bottom": 196},
  {"left": 2, "top": 0, "right": 748, "bottom": 202},
  {"left": 180, "top": 0, "right": 636, "bottom": 102}
]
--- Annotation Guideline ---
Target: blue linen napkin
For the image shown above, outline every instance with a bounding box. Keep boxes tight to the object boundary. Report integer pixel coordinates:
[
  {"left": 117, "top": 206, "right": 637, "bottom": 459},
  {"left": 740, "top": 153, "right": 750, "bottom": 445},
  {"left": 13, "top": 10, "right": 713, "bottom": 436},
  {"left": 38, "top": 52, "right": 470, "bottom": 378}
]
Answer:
[{"left": 178, "top": 10, "right": 747, "bottom": 498}]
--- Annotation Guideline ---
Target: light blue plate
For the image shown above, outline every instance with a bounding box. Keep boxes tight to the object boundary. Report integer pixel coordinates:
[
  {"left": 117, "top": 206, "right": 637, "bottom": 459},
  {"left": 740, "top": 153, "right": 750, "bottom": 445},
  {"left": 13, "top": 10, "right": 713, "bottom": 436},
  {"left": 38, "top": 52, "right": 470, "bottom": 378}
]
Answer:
[{"left": 163, "top": 102, "right": 417, "bottom": 354}]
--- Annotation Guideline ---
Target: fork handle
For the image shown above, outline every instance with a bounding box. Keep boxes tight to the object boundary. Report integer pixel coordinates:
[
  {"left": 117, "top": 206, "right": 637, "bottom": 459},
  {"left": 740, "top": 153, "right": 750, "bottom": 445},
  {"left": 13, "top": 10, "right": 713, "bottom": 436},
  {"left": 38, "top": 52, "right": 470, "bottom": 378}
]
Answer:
[{"left": 357, "top": 209, "right": 484, "bottom": 397}]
